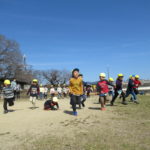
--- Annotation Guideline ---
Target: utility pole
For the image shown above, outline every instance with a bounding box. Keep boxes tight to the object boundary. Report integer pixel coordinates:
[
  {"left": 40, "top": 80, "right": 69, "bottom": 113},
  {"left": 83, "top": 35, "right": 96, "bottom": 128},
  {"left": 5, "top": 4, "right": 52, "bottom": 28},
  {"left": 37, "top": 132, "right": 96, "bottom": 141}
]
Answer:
[
  {"left": 23, "top": 54, "right": 26, "bottom": 70},
  {"left": 107, "top": 65, "right": 110, "bottom": 79}
]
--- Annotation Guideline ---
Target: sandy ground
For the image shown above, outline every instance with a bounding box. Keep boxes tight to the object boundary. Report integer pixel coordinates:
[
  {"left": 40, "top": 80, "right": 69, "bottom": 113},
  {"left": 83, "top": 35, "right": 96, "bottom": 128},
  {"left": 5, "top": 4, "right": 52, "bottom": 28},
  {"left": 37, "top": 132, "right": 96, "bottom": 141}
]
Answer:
[{"left": 0, "top": 96, "right": 115, "bottom": 149}]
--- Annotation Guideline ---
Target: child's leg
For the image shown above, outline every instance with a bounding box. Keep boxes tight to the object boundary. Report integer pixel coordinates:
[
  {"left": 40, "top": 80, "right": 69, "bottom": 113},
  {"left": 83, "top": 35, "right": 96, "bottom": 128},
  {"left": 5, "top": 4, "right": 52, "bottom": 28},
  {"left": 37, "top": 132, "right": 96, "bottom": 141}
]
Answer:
[
  {"left": 3, "top": 99, "right": 8, "bottom": 111},
  {"left": 111, "top": 91, "right": 118, "bottom": 105},
  {"left": 125, "top": 90, "right": 130, "bottom": 98},
  {"left": 81, "top": 95, "right": 86, "bottom": 107},
  {"left": 104, "top": 95, "right": 108, "bottom": 106},
  {"left": 121, "top": 92, "right": 128, "bottom": 104},
  {"left": 32, "top": 97, "right": 36, "bottom": 107},
  {"left": 131, "top": 91, "right": 137, "bottom": 101},
  {"left": 30, "top": 96, "right": 33, "bottom": 104},
  {"left": 78, "top": 96, "right": 81, "bottom": 109},
  {"left": 71, "top": 95, "right": 77, "bottom": 112},
  {"left": 100, "top": 96, "right": 105, "bottom": 108}
]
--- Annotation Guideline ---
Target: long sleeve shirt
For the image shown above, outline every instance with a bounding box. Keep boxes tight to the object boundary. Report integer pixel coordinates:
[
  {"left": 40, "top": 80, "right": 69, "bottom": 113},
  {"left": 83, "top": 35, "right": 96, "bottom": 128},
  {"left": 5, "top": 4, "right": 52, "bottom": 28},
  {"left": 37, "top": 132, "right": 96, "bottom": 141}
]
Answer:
[
  {"left": 69, "top": 77, "right": 83, "bottom": 95},
  {"left": 2, "top": 86, "right": 14, "bottom": 99},
  {"left": 27, "top": 85, "right": 40, "bottom": 97}
]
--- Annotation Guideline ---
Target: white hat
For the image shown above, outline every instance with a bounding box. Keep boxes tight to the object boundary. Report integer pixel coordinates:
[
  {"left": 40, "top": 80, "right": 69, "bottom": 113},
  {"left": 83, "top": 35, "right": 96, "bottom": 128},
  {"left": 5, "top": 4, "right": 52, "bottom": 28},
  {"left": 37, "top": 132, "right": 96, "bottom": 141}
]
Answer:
[
  {"left": 53, "top": 97, "right": 58, "bottom": 103},
  {"left": 99, "top": 73, "right": 106, "bottom": 77}
]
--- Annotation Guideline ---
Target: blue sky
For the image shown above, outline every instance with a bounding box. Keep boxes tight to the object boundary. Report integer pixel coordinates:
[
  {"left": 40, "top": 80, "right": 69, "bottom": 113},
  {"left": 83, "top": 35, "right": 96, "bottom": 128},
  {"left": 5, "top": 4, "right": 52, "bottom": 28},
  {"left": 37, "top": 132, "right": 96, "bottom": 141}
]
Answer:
[{"left": 0, "top": 0, "right": 150, "bottom": 81}]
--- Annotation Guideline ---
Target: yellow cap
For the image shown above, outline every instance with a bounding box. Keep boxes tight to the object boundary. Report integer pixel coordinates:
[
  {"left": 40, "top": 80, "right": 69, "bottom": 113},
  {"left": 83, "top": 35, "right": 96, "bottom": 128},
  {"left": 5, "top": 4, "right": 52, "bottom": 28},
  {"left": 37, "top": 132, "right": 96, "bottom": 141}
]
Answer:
[
  {"left": 4, "top": 80, "right": 11, "bottom": 85},
  {"left": 33, "top": 79, "right": 38, "bottom": 82},
  {"left": 99, "top": 73, "right": 106, "bottom": 77},
  {"left": 135, "top": 75, "right": 140, "bottom": 79},
  {"left": 118, "top": 74, "right": 124, "bottom": 77},
  {"left": 109, "top": 77, "right": 114, "bottom": 82}
]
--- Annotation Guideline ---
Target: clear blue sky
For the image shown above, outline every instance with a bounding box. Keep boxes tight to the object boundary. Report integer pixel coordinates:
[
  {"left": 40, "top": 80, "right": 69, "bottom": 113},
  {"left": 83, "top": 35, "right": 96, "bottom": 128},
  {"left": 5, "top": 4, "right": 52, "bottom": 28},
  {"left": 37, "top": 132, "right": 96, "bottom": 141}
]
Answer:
[{"left": 0, "top": 0, "right": 150, "bottom": 81}]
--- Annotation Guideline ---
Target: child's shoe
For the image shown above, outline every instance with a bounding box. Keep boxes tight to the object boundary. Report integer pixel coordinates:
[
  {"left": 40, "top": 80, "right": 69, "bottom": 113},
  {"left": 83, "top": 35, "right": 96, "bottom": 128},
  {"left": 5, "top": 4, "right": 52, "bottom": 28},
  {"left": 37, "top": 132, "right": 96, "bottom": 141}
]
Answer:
[
  {"left": 101, "top": 107, "right": 106, "bottom": 111},
  {"left": 73, "top": 111, "right": 78, "bottom": 116}
]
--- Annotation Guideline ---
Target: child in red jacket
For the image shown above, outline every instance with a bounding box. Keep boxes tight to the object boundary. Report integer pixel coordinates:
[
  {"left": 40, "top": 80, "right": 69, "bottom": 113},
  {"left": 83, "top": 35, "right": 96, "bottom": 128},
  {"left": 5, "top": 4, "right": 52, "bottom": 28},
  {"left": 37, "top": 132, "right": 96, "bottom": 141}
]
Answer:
[
  {"left": 133, "top": 75, "right": 141, "bottom": 94},
  {"left": 97, "top": 73, "right": 113, "bottom": 111},
  {"left": 130, "top": 75, "right": 141, "bottom": 101}
]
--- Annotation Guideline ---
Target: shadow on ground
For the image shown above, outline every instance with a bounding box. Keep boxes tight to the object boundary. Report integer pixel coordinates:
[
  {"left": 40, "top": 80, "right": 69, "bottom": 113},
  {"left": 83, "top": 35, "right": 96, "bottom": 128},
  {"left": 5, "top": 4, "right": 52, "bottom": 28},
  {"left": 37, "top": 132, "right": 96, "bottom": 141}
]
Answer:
[
  {"left": 88, "top": 107, "right": 100, "bottom": 110},
  {"left": 28, "top": 107, "right": 39, "bottom": 109},
  {"left": 63, "top": 110, "right": 73, "bottom": 115}
]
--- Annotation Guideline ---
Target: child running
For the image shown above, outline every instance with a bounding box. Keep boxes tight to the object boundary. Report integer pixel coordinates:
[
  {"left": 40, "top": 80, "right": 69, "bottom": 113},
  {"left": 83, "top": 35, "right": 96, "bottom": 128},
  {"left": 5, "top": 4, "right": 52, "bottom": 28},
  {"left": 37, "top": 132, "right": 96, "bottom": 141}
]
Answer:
[
  {"left": 27, "top": 79, "right": 40, "bottom": 109},
  {"left": 69, "top": 68, "right": 83, "bottom": 116},
  {"left": 125, "top": 75, "right": 139, "bottom": 104},
  {"left": 108, "top": 77, "right": 115, "bottom": 98},
  {"left": 2, "top": 80, "right": 15, "bottom": 114},
  {"left": 133, "top": 75, "right": 141, "bottom": 95},
  {"left": 110, "top": 74, "right": 127, "bottom": 106},
  {"left": 78, "top": 74, "right": 87, "bottom": 107},
  {"left": 97, "top": 73, "right": 114, "bottom": 111}
]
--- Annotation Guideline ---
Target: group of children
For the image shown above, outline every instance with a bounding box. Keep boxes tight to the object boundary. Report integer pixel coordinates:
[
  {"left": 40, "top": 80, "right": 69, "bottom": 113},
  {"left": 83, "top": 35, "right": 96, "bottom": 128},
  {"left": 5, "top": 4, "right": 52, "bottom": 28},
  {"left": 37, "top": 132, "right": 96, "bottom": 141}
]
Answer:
[
  {"left": 69, "top": 69, "right": 141, "bottom": 115},
  {"left": 97, "top": 73, "right": 141, "bottom": 111},
  {"left": 26, "top": 79, "right": 59, "bottom": 110},
  {"left": 1, "top": 68, "right": 141, "bottom": 115}
]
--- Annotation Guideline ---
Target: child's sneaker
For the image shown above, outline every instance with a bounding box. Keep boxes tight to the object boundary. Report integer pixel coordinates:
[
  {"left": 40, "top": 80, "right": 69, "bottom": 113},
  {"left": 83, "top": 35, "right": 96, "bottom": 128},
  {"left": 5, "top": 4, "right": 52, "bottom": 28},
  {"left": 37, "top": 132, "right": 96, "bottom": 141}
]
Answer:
[
  {"left": 73, "top": 111, "right": 78, "bottom": 116},
  {"left": 134, "top": 101, "right": 139, "bottom": 104},
  {"left": 3, "top": 110, "right": 8, "bottom": 114},
  {"left": 122, "top": 101, "right": 128, "bottom": 105},
  {"left": 101, "top": 107, "right": 106, "bottom": 111},
  {"left": 110, "top": 102, "right": 114, "bottom": 106}
]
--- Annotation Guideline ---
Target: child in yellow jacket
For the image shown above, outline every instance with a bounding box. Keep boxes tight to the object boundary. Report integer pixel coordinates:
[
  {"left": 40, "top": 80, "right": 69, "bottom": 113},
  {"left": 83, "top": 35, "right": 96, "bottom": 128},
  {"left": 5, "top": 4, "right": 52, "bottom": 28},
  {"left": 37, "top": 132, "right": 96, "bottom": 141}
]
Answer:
[{"left": 69, "top": 68, "right": 83, "bottom": 116}]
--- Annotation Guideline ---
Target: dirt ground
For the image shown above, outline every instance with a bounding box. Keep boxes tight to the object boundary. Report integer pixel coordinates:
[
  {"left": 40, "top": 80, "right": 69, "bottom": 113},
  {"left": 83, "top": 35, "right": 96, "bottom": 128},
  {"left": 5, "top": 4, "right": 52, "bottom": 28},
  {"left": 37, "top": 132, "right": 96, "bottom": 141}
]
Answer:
[{"left": 0, "top": 96, "right": 150, "bottom": 150}]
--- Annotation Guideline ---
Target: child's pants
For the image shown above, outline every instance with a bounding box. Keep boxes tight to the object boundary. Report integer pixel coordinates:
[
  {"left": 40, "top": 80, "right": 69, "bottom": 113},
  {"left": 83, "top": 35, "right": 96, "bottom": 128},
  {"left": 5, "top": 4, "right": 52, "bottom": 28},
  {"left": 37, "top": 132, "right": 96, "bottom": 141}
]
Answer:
[
  {"left": 3, "top": 99, "right": 8, "bottom": 110},
  {"left": 99, "top": 95, "right": 108, "bottom": 107},
  {"left": 3, "top": 98, "right": 14, "bottom": 110},
  {"left": 30, "top": 96, "right": 37, "bottom": 107},
  {"left": 71, "top": 95, "right": 81, "bottom": 112},
  {"left": 111, "top": 90, "right": 126, "bottom": 104},
  {"left": 126, "top": 90, "right": 137, "bottom": 101}
]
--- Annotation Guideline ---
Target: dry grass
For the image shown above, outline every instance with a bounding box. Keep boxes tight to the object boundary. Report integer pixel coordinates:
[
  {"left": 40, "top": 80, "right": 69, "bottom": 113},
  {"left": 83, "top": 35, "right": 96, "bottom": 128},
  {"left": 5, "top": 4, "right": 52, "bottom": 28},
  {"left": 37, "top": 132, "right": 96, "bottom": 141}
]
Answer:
[{"left": 0, "top": 95, "right": 150, "bottom": 150}]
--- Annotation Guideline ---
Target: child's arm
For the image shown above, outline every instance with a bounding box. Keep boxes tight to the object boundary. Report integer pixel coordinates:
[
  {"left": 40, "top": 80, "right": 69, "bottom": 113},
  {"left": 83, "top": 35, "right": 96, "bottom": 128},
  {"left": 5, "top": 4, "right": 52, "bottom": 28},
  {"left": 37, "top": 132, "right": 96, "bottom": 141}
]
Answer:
[
  {"left": 27, "top": 86, "right": 31, "bottom": 95},
  {"left": 69, "top": 79, "right": 73, "bottom": 94},
  {"left": 37, "top": 86, "right": 40, "bottom": 95},
  {"left": 56, "top": 103, "right": 59, "bottom": 109},
  {"left": 96, "top": 82, "right": 100, "bottom": 95},
  {"left": 107, "top": 80, "right": 115, "bottom": 87}
]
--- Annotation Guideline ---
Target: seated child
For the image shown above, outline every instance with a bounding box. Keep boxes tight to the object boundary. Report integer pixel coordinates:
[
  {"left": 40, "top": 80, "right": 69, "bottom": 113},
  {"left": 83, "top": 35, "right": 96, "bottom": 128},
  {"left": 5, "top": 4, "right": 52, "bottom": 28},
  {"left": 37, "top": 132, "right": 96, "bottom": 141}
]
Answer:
[{"left": 44, "top": 97, "right": 59, "bottom": 110}]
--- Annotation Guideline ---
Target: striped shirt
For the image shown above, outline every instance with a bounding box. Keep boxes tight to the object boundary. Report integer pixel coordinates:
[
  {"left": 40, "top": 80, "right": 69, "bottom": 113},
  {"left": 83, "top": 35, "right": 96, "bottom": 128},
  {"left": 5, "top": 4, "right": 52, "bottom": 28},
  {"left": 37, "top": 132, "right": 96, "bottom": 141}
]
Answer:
[{"left": 2, "top": 86, "right": 14, "bottom": 99}]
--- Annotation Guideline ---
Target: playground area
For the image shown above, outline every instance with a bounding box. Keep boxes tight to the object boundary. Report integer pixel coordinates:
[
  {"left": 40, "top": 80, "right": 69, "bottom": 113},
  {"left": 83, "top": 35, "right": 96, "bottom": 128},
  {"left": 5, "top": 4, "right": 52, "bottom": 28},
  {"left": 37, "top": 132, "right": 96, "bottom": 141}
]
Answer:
[{"left": 0, "top": 95, "right": 150, "bottom": 150}]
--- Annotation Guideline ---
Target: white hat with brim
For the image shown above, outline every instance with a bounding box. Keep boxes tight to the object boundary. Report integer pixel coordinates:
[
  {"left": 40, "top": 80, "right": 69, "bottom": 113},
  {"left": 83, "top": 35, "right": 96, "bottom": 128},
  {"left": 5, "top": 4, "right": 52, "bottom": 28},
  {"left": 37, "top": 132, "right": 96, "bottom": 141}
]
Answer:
[{"left": 53, "top": 97, "right": 58, "bottom": 103}]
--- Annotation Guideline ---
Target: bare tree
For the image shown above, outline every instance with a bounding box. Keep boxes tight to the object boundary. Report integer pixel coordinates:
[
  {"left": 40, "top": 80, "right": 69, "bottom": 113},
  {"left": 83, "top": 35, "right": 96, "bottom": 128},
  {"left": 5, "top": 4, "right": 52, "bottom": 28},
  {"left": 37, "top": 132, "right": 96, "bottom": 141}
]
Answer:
[
  {"left": 42, "top": 69, "right": 71, "bottom": 85},
  {"left": 0, "top": 35, "right": 71, "bottom": 85},
  {"left": 0, "top": 35, "right": 34, "bottom": 83}
]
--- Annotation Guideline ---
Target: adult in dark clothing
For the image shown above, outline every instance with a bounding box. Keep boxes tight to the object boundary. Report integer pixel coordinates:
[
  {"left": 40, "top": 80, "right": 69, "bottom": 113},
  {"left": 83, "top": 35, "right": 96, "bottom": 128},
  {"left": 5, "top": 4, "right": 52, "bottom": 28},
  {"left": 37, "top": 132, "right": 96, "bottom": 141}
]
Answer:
[{"left": 110, "top": 74, "right": 127, "bottom": 106}]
